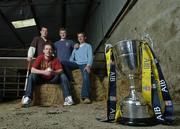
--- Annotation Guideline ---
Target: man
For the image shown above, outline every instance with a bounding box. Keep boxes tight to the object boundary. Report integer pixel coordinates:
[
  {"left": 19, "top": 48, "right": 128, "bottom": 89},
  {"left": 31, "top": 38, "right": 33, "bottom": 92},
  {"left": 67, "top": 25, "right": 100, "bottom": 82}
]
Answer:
[
  {"left": 27, "top": 26, "right": 51, "bottom": 61},
  {"left": 54, "top": 27, "right": 75, "bottom": 62},
  {"left": 22, "top": 43, "right": 74, "bottom": 106},
  {"left": 62, "top": 32, "right": 93, "bottom": 104},
  {"left": 54, "top": 27, "right": 78, "bottom": 82}
]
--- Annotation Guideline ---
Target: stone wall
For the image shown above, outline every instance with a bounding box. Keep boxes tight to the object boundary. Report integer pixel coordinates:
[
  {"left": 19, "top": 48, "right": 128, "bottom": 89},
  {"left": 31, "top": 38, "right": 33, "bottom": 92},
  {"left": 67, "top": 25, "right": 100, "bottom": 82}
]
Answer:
[{"left": 104, "top": 0, "right": 180, "bottom": 102}]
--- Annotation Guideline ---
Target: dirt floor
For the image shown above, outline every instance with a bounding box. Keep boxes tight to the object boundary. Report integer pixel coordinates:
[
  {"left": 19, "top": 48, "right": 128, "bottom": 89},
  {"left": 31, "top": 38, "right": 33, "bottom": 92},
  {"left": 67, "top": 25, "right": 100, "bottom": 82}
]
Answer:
[{"left": 0, "top": 100, "right": 180, "bottom": 129}]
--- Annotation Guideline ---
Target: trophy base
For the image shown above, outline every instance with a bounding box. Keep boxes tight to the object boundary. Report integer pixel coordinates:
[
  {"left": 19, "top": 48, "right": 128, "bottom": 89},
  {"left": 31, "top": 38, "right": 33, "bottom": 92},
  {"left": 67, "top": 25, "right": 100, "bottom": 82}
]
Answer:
[{"left": 119, "top": 117, "right": 158, "bottom": 126}]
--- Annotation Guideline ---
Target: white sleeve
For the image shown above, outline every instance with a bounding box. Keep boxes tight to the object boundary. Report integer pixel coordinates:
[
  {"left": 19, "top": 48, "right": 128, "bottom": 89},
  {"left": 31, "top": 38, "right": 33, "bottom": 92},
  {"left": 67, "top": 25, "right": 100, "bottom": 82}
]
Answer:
[{"left": 27, "top": 46, "right": 36, "bottom": 58}]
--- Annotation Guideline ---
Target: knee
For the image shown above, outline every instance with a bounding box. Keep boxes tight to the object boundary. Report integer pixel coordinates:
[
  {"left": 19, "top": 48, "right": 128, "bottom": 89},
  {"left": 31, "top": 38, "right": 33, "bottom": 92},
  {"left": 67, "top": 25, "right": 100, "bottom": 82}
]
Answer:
[
  {"left": 83, "top": 71, "right": 89, "bottom": 80},
  {"left": 61, "top": 61, "right": 68, "bottom": 66},
  {"left": 59, "top": 73, "right": 68, "bottom": 81}
]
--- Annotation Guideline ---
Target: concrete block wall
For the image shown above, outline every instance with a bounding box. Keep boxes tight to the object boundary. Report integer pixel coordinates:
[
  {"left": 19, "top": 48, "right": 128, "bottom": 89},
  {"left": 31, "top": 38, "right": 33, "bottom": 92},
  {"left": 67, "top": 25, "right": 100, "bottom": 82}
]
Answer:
[{"left": 103, "top": 0, "right": 180, "bottom": 102}]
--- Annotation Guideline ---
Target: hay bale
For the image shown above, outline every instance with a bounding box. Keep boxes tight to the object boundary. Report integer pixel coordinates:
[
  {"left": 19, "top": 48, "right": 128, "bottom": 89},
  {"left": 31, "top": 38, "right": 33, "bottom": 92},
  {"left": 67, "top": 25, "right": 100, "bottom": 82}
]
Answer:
[
  {"left": 90, "top": 74, "right": 106, "bottom": 101},
  {"left": 32, "top": 70, "right": 105, "bottom": 105},
  {"left": 33, "top": 84, "right": 64, "bottom": 106},
  {"left": 71, "top": 70, "right": 105, "bottom": 103}
]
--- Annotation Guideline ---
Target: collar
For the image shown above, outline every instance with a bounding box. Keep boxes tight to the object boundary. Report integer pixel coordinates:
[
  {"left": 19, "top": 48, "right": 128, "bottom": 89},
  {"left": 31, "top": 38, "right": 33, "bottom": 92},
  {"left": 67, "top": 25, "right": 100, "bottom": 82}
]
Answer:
[
  {"left": 41, "top": 36, "right": 47, "bottom": 42},
  {"left": 60, "top": 39, "right": 66, "bottom": 41},
  {"left": 80, "top": 43, "right": 86, "bottom": 47}
]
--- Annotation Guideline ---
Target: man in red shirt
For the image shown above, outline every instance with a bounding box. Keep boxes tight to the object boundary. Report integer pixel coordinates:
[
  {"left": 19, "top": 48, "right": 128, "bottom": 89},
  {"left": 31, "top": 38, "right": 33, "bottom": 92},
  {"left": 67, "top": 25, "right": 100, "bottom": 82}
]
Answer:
[{"left": 22, "top": 43, "right": 74, "bottom": 106}]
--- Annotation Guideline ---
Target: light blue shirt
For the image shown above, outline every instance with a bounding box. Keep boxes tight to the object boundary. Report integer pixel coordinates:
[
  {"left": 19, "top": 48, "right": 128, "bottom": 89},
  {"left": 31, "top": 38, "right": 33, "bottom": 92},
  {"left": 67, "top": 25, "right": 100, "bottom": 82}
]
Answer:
[{"left": 70, "top": 43, "right": 93, "bottom": 66}]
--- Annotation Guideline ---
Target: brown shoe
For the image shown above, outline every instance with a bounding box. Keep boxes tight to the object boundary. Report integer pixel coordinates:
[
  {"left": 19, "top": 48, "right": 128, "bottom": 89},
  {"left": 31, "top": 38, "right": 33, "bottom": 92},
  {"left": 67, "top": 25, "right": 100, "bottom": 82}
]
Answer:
[{"left": 83, "top": 98, "right": 91, "bottom": 104}]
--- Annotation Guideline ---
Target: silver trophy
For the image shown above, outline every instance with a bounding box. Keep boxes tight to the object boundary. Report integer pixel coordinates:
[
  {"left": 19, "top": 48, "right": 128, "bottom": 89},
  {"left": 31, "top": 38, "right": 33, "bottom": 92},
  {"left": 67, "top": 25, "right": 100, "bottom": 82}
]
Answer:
[{"left": 113, "top": 40, "right": 155, "bottom": 125}]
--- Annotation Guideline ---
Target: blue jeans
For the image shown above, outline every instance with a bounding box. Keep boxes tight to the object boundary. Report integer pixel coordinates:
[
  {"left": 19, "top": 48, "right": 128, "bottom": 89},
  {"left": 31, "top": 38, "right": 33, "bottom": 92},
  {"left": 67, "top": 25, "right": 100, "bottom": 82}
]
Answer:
[
  {"left": 25, "top": 73, "right": 71, "bottom": 99},
  {"left": 61, "top": 62, "right": 74, "bottom": 82},
  {"left": 62, "top": 61, "right": 91, "bottom": 99}
]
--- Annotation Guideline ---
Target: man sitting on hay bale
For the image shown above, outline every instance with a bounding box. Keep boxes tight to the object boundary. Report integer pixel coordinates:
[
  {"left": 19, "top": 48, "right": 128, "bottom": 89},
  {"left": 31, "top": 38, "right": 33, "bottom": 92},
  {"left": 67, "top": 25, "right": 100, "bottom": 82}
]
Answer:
[
  {"left": 22, "top": 43, "right": 74, "bottom": 107},
  {"left": 62, "top": 32, "right": 93, "bottom": 104}
]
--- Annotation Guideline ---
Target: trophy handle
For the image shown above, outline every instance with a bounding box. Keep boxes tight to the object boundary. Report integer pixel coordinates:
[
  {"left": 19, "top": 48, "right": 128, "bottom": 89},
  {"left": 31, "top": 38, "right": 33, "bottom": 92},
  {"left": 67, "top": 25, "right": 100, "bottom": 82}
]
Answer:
[
  {"left": 141, "top": 33, "right": 154, "bottom": 50},
  {"left": 105, "top": 44, "right": 113, "bottom": 53}
]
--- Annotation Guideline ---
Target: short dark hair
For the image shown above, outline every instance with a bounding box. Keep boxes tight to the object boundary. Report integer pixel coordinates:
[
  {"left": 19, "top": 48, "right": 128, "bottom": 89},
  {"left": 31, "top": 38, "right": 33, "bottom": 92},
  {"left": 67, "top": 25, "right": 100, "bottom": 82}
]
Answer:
[
  {"left": 59, "top": 27, "right": 66, "bottom": 32},
  {"left": 77, "top": 32, "right": 86, "bottom": 37},
  {"left": 40, "top": 26, "right": 48, "bottom": 30},
  {"left": 43, "top": 43, "right": 53, "bottom": 49}
]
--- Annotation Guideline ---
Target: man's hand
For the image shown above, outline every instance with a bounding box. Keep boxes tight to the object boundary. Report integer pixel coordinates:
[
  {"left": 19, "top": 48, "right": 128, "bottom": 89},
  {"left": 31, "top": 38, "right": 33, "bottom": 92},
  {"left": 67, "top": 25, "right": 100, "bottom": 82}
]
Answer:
[
  {"left": 43, "top": 70, "right": 53, "bottom": 76},
  {"left": 74, "top": 43, "right": 79, "bottom": 49},
  {"left": 45, "top": 68, "right": 55, "bottom": 76},
  {"left": 84, "top": 65, "right": 91, "bottom": 73},
  {"left": 43, "top": 71, "right": 51, "bottom": 76}
]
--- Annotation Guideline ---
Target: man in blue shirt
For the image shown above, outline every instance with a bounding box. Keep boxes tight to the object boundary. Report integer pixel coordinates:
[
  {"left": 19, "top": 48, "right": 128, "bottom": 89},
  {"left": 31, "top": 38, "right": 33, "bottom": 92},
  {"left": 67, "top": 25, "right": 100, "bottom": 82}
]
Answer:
[
  {"left": 54, "top": 28, "right": 78, "bottom": 82},
  {"left": 62, "top": 32, "right": 93, "bottom": 104},
  {"left": 54, "top": 28, "right": 75, "bottom": 62}
]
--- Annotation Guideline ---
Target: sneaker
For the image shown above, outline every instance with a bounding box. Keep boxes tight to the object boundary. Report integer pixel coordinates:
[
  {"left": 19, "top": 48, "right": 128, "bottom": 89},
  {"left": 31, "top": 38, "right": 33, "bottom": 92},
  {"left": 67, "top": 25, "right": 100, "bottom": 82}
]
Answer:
[
  {"left": 82, "top": 98, "right": 91, "bottom": 104},
  {"left": 21, "top": 96, "right": 31, "bottom": 105},
  {"left": 63, "top": 96, "right": 74, "bottom": 106}
]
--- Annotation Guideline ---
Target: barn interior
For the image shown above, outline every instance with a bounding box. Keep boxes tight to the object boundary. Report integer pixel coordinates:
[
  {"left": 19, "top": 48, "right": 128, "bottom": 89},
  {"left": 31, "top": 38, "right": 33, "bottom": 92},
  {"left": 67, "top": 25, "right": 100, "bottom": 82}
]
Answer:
[{"left": 0, "top": 0, "right": 179, "bottom": 104}]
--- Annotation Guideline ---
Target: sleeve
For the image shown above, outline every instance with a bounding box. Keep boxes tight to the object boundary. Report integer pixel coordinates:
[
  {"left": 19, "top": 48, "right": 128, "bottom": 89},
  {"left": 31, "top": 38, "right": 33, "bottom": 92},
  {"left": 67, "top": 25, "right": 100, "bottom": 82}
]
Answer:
[
  {"left": 70, "top": 49, "right": 75, "bottom": 62},
  {"left": 32, "top": 56, "right": 41, "bottom": 68},
  {"left": 27, "top": 37, "right": 38, "bottom": 58},
  {"left": 70, "top": 40, "right": 75, "bottom": 46},
  {"left": 87, "top": 44, "right": 93, "bottom": 66},
  {"left": 70, "top": 40, "right": 75, "bottom": 51},
  {"left": 27, "top": 46, "right": 36, "bottom": 58},
  {"left": 53, "top": 42, "right": 57, "bottom": 57},
  {"left": 31, "top": 37, "right": 39, "bottom": 47},
  {"left": 54, "top": 59, "right": 63, "bottom": 70}
]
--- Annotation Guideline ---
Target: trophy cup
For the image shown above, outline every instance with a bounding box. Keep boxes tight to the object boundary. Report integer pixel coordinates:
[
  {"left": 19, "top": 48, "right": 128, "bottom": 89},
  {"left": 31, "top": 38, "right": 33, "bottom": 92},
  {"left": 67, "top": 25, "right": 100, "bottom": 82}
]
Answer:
[{"left": 113, "top": 40, "right": 155, "bottom": 125}]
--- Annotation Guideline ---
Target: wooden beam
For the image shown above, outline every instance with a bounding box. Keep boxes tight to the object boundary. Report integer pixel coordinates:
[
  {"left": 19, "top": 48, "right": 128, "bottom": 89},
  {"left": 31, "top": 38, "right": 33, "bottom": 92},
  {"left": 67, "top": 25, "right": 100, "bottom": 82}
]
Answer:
[{"left": 27, "top": 0, "right": 41, "bottom": 32}]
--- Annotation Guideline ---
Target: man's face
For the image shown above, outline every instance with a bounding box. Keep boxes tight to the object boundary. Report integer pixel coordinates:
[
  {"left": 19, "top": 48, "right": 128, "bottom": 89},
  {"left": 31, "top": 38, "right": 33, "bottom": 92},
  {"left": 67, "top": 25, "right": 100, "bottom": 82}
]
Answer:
[
  {"left": 77, "top": 33, "right": 86, "bottom": 43},
  {"left": 40, "top": 27, "right": 48, "bottom": 38},
  {"left": 59, "top": 30, "right": 67, "bottom": 39},
  {"left": 43, "top": 45, "right": 53, "bottom": 57}
]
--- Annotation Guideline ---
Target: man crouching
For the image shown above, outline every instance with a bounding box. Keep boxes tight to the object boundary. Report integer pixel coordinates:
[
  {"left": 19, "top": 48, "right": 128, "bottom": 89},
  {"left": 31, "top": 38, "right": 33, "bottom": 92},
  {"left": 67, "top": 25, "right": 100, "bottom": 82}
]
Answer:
[{"left": 22, "top": 43, "right": 74, "bottom": 107}]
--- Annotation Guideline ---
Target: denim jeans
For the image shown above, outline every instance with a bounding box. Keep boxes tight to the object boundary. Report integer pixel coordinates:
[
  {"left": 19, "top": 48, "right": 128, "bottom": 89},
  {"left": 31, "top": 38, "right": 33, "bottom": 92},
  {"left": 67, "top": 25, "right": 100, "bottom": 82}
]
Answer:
[
  {"left": 62, "top": 61, "right": 91, "bottom": 99},
  {"left": 25, "top": 73, "right": 71, "bottom": 99},
  {"left": 61, "top": 62, "right": 73, "bottom": 82}
]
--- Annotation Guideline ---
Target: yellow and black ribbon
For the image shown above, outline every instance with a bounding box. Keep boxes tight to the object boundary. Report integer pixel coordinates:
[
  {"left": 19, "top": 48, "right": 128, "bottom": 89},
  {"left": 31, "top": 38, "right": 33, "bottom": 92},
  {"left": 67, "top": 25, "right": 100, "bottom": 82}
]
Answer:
[{"left": 141, "top": 41, "right": 174, "bottom": 124}]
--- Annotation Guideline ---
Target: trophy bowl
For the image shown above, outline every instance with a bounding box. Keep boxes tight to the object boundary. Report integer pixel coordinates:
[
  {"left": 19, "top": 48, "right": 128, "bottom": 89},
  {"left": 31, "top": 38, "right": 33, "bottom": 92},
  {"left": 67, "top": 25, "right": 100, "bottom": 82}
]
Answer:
[{"left": 113, "top": 40, "right": 156, "bottom": 125}]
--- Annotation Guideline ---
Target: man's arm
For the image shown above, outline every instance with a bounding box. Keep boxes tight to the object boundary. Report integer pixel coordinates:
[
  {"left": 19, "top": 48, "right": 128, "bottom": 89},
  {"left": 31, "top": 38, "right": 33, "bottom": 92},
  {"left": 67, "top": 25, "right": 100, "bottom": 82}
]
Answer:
[
  {"left": 27, "top": 47, "right": 36, "bottom": 61},
  {"left": 87, "top": 44, "right": 93, "bottom": 66},
  {"left": 31, "top": 67, "right": 51, "bottom": 76},
  {"left": 73, "top": 43, "right": 79, "bottom": 49},
  {"left": 54, "top": 69, "right": 63, "bottom": 74},
  {"left": 27, "top": 37, "right": 39, "bottom": 61},
  {"left": 84, "top": 44, "right": 93, "bottom": 73},
  {"left": 69, "top": 49, "right": 75, "bottom": 62},
  {"left": 31, "top": 67, "right": 63, "bottom": 76}
]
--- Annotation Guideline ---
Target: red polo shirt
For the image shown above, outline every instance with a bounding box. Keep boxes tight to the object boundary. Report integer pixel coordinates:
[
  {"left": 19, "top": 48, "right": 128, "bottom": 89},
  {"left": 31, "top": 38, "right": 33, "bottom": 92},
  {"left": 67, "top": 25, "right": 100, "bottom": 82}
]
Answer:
[{"left": 32, "top": 54, "right": 62, "bottom": 80}]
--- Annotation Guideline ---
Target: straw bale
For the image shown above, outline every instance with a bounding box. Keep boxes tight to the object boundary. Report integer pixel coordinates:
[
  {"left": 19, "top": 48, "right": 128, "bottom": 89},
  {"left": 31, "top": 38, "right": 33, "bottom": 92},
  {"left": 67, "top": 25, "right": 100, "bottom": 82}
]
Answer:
[
  {"left": 32, "top": 70, "right": 105, "bottom": 105},
  {"left": 71, "top": 69, "right": 106, "bottom": 103},
  {"left": 33, "top": 84, "right": 63, "bottom": 106}
]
